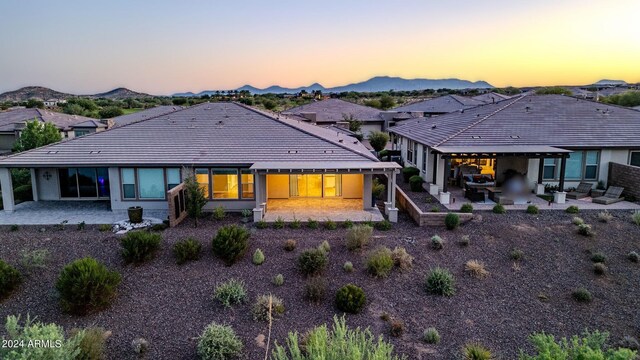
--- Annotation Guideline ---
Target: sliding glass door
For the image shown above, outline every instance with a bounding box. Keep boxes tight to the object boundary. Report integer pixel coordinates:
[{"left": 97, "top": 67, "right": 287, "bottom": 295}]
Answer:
[
  {"left": 59, "top": 168, "right": 110, "bottom": 199},
  {"left": 289, "top": 174, "right": 342, "bottom": 198}
]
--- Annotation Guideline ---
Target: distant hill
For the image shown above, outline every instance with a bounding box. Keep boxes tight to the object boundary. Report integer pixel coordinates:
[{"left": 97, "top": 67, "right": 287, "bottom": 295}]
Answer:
[
  {"left": 174, "top": 76, "right": 494, "bottom": 96},
  {"left": 0, "top": 86, "right": 73, "bottom": 102},
  {"left": 91, "top": 87, "right": 152, "bottom": 99},
  {"left": 594, "top": 79, "right": 627, "bottom": 86}
]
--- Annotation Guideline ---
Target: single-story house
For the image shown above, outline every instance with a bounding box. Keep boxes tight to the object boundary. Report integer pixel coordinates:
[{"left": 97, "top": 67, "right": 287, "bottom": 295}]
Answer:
[
  {"left": 0, "top": 102, "right": 400, "bottom": 222},
  {"left": 471, "top": 92, "right": 513, "bottom": 103},
  {"left": 281, "top": 98, "right": 385, "bottom": 136},
  {"left": 390, "top": 94, "right": 488, "bottom": 117},
  {"left": 388, "top": 94, "right": 640, "bottom": 204},
  {"left": 110, "top": 105, "right": 183, "bottom": 127},
  {"left": 0, "top": 108, "right": 106, "bottom": 153}
]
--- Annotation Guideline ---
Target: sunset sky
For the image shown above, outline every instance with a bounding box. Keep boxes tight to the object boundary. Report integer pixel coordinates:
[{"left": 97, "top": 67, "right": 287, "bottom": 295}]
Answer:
[{"left": 1, "top": 0, "right": 639, "bottom": 95}]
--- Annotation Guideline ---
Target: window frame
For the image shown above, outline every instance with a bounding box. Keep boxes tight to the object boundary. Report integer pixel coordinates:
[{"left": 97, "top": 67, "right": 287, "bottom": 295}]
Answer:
[
  {"left": 541, "top": 150, "right": 601, "bottom": 181},
  {"left": 137, "top": 168, "right": 166, "bottom": 200},
  {"left": 120, "top": 167, "right": 182, "bottom": 201},
  {"left": 630, "top": 150, "right": 640, "bottom": 167},
  {"left": 211, "top": 168, "right": 240, "bottom": 200},
  {"left": 406, "top": 140, "right": 415, "bottom": 164},
  {"left": 59, "top": 167, "right": 110, "bottom": 199},
  {"left": 240, "top": 169, "right": 255, "bottom": 199},
  {"left": 422, "top": 145, "right": 428, "bottom": 173}
]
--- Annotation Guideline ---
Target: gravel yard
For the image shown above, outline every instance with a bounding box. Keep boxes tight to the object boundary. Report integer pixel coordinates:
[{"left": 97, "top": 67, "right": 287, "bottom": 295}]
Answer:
[{"left": 1, "top": 209, "right": 639, "bottom": 359}]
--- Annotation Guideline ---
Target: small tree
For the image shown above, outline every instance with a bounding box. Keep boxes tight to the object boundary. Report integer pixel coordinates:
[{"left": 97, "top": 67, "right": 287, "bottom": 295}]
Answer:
[
  {"left": 25, "top": 99, "right": 44, "bottom": 109},
  {"left": 343, "top": 114, "right": 362, "bottom": 133},
  {"left": 183, "top": 170, "right": 207, "bottom": 227},
  {"left": 98, "top": 106, "right": 124, "bottom": 119},
  {"left": 368, "top": 131, "right": 389, "bottom": 153},
  {"left": 379, "top": 95, "right": 395, "bottom": 110},
  {"left": 12, "top": 119, "right": 62, "bottom": 152}
]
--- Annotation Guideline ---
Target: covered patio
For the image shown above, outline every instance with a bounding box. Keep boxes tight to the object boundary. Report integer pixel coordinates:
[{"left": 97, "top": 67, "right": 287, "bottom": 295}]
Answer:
[{"left": 264, "top": 198, "right": 384, "bottom": 222}]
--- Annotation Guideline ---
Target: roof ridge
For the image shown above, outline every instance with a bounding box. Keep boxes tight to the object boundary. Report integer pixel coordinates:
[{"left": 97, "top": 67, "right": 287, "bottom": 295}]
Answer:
[{"left": 434, "top": 95, "right": 525, "bottom": 148}]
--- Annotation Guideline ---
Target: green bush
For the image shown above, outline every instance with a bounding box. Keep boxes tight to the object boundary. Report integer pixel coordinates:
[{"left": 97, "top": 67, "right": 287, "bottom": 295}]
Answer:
[
  {"left": 425, "top": 267, "right": 455, "bottom": 296},
  {"left": 272, "top": 274, "right": 284, "bottom": 286},
  {"left": 372, "top": 178, "right": 386, "bottom": 200},
  {"left": 150, "top": 223, "right": 168, "bottom": 231},
  {"left": 577, "top": 223, "right": 593, "bottom": 237},
  {"left": 173, "top": 238, "right": 202, "bottom": 265},
  {"left": 431, "top": 235, "right": 445, "bottom": 250},
  {"left": 212, "top": 225, "right": 250, "bottom": 265},
  {"left": 628, "top": 251, "right": 639, "bottom": 263},
  {"left": 213, "top": 278, "right": 247, "bottom": 308},
  {"left": 572, "top": 216, "right": 585, "bottom": 225},
  {"left": 9, "top": 224, "right": 19, "bottom": 232},
  {"left": 120, "top": 231, "right": 162, "bottom": 263},
  {"left": 1, "top": 315, "right": 83, "bottom": 359},
  {"left": 591, "top": 252, "right": 607, "bottom": 263},
  {"left": 324, "top": 219, "right": 337, "bottom": 230},
  {"left": 70, "top": 326, "right": 108, "bottom": 360},
  {"left": 459, "top": 235, "right": 470, "bottom": 247},
  {"left": 511, "top": 248, "right": 524, "bottom": 261},
  {"left": 633, "top": 211, "right": 640, "bottom": 226},
  {"left": 572, "top": 287, "right": 592, "bottom": 303},
  {"left": 318, "top": 240, "right": 331, "bottom": 253},
  {"left": 346, "top": 225, "right": 373, "bottom": 250},
  {"left": 460, "top": 204, "right": 473, "bottom": 213},
  {"left": 98, "top": 224, "right": 111, "bottom": 232},
  {"left": 253, "top": 249, "right": 265, "bottom": 265},
  {"left": 197, "top": 322, "right": 243, "bottom": 360},
  {"left": 284, "top": 239, "right": 297, "bottom": 251},
  {"left": 566, "top": 205, "right": 580, "bottom": 214},
  {"left": 273, "top": 217, "right": 285, "bottom": 229},
  {"left": 402, "top": 166, "right": 420, "bottom": 183},
  {"left": 304, "top": 277, "right": 327, "bottom": 303},
  {"left": 298, "top": 248, "right": 328, "bottom": 276},
  {"left": 409, "top": 175, "right": 424, "bottom": 192},
  {"left": 519, "top": 330, "right": 637, "bottom": 360},
  {"left": 492, "top": 204, "right": 506, "bottom": 214},
  {"left": 55, "top": 257, "right": 121, "bottom": 314},
  {"left": 252, "top": 294, "right": 285, "bottom": 321},
  {"left": 335, "top": 284, "right": 366, "bottom": 314},
  {"left": 0, "top": 260, "right": 22, "bottom": 301},
  {"left": 423, "top": 327, "right": 440, "bottom": 344},
  {"left": 463, "top": 343, "right": 494, "bottom": 360},
  {"left": 256, "top": 220, "right": 268, "bottom": 229},
  {"left": 19, "top": 249, "right": 49, "bottom": 272},
  {"left": 289, "top": 218, "right": 301, "bottom": 229},
  {"left": 391, "top": 246, "right": 414, "bottom": 271},
  {"left": 307, "top": 218, "right": 319, "bottom": 229},
  {"left": 343, "top": 261, "right": 354, "bottom": 273},
  {"left": 594, "top": 263, "right": 607, "bottom": 275},
  {"left": 342, "top": 219, "right": 354, "bottom": 229},
  {"left": 526, "top": 205, "right": 539, "bottom": 214},
  {"left": 375, "top": 219, "right": 392, "bottom": 231},
  {"left": 445, "top": 213, "right": 460, "bottom": 230},
  {"left": 212, "top": 206, "right": 226, "bottom": 220},
  {"left": 366, "top": 247, "right": 394, "bottom": 278}
]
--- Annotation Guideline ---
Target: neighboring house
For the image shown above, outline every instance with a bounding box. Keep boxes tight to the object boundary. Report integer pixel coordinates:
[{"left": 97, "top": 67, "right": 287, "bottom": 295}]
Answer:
[
  {"left": 471, "top": 92, "right": 512, "bottom": 103},
  {"left": 0, "top": 102, "right": 400, "bottom": 221},
  {"left": 390, "top": 94, "right": 487, "bottom": 117},
  {"left": 110, "top": 105, "right": 183, "bottom": 127},
  {"left": 388, "top": 94, "right": 640, "bottom": 203},
  {"left": 281, "top": 98, "right": 384, "bottom": 136},
  {"left": 0, "top": 108, "right": 105, "bottom": 153},
  {"left": 44, "top": 99, "right": 67, "bottom": 107}
]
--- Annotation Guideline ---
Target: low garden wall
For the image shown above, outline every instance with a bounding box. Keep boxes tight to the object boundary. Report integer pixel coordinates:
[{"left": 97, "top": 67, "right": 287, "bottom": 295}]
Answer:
[
  {"left": 395, "top": 186, "right": 474, "bottom": 226},
  {"left": 608, "top": 162, "right": 640, "bottom": 201}
]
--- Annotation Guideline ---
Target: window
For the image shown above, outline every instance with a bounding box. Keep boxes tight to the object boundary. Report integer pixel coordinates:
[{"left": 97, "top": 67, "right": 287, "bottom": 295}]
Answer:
[
  {"left": 542, "top": 151, "right": 600, "bottom": 181},
  {"left": 212, "top": 168, "right": 238, "bottom": 199},
  {"left": 77, "top": 168, "right": 98, "bottom": 197},
  {"left": 137, "top": 168, "right": 165, "bottom": 199},
  {"left": 195, "top": 168, "right": 210, "bottom": 198},
  {"left": 630, "top": 151, "right": 640, "bottom": 167},
  {"left": 584, "top": 151, "right": 598, "bottom": 180},
  {"left": 74, "top": 130, "right": 89, "bottom": 137},
  {"left": 422, "top": 145, "right": 428, "bottom": 172},
  {"left": 59, "top": 168, "right": 110, "bottom": 198},
  {"left": 241, "top": 169, "right": 254, "bottom": 199},
  {"left": 407, "top": 140, "right": 415, "bottom": 163},
  {"left": 565, "top": 151, "right": 583, "bottom": 180},
  {"left": 166, "top": 168, "right": 181, "bottom": 190},
  {"left": 542, "top": 159, "right": 557, "bottom": 180},
  {"left": 121, "top": 168, "right": 136, "bottom": 199},
  {"left": 59, "top": 168, "right": 79, "bottom": 198}
]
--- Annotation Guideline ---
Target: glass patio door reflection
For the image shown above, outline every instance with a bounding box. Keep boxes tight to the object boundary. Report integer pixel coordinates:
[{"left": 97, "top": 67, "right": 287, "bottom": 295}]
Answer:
[{"left": 290, "top": 174, "right": 322, "bottom": 197}]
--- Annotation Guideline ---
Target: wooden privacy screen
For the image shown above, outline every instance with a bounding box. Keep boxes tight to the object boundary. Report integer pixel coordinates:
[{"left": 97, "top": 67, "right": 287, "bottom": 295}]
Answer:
[{"left": 167, "top": 182, "right": 187, "bottom": 227}]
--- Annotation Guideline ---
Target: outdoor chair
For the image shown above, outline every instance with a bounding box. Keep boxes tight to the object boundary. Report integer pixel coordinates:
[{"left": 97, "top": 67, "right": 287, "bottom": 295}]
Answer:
[
  {"left": 566, "top": 182, "right": 593, "bottom": 200},
  {"left": 592, "top": 186, "right": 625, "bottom": 205}
]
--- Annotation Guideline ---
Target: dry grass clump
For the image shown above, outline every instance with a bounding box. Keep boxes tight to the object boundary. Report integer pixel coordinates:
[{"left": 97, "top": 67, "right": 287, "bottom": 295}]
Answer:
[
  {"left": 391, "top": 247, "right": 414, "bottom": 271},
  {"left": 464, "top": 260, "right": 489, "bottom": 278}
]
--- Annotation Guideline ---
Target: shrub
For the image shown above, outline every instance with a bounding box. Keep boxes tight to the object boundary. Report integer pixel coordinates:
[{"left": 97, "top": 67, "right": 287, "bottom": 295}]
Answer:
[
  {"left": 77, "top": 221, "right": 86, "bottom": 231},
  {"left": 343, "top": 219, "right": 354, "bottom": 229},
  {"left": 460, "top": 235, "right": 470, "bottom": 247},
  {"left": 577, "top": 223, "right": 593, "bottom": 237},
  {"left": 519, "top": 330, "right": 637, "bottom": 360},
  {"left": 318, "top": 240, "right": 331, "bottom": 253},
  {"left": 366, "top": 247, "right": 394, "bottom": 278},
  {"left": 273, "top": 217, "right": 285, "bottom": 229},
  {"left": 591, "top": 252, "right": 607, "bottom": 263},
  {"left": 272, "top": 274, "right": 284, "bottom": 286},
  {"left": 431, "top": 235, "right": 445, "bottom": 250},
  {"left": 120, "top": 231, "right": 162, "bottom": 263},
  {"left": 212, "top": 225, "right": 250, "bottom": 265},
  {"left": 304, "top": 277, "right": 327, "bottom": 303},
  {"left": 173, "top": 238, "right": 202, "bottom": 265},
  {"left": 445, "top": 213, "right": 460, "bottom": 230},
  {"left": 375, "top": 219, "right": 392, "bottom": 231},
  {"left": 335, "top": 284, "right": 366, "bottom": 314},
  {"left": 98, "top": 224, "right": 111, "bottom": 232},
  {"left": 633, "top": 211, "right": 640, "bottom": 226},
  {"left": 346, "top": 225, "right": 373, "bottom": 250},
  {"left": 256, "top": 220, "right": 268, "bottom": 229},
  {"left": 252, "top": 294, "right": 285, "bottom": 321},
  {"left": 391, "top": 247, "right": 414, "bottom": 271},
  {"left": 423, "top": 327, "right": 440, "bottom": 344},
  {"left": 409, "top": 175, "right": 424, "bottom": 192},
  {"left": 9, "top": 224, "right": 19, "bottom": 232},
  {"left": 430, "top": 206, "right": 440, "bottom": 212},
  {"left": 212, "top": 206, "right": 226, "bottom": 220},
  {"left": 19, "top": 249, "right": 49, "bottom": 272},
  {"left": 566, "top": 205, "right": 580, "bottom": 214},
  {"left": 0, "top": 260, "right": 22, "bottom": 300},
  {"left": 598, "top": 210, "right": 613, "bottom": 223},
  {"left": 289, "top": 218, "right": 301, "bottom": 229},
  {"left": 389, "top": 320, "right": 404, "bottom": 338},
  {"left": 460, "top": 204, "right": 473, "bottom": 213},
  {"left": 572, "top": 217, "right": 585, "bottom": 225},
  {"left": 492, "top": 204, "right": 506, "bottom": 214},
  {"left": 150, "top": 223, "right": 168, "bottom": 231},
  {"left": 1, "top": 315, "right": 84, "bottom": 359},
  {"left": 526, "top": 205, "right": 539, "bottom": 214},
  {"left": 572, "top": 287, "right": 592, "bottom": 302},
  {"left": 307, "top": 218, "right": 319, "bottom": 229},
  {"left": 324, "top": 219, "right": 337, "bottom": 230},
  {"left": 628, "top": 251, "right": 639, "bottom": 263},
  {"left": 372, "top": 178, "right": 386, "bottom": 200},
  {"left": 197, "top": 322, "right": 243, "bottom": 360},
  {"left": 463, "top": 343, "right": 494, "bottom": 360},
  {"left": 425, "top": 267, "right": 455, "bottom": 296},
  {"left": 271, "top": 315, "right": 405, "bottom": 360},
  {"left": 465, "top": 260, "right": 489, "bottom": 278},
  {"left": 343, "top": 261, "right": 354, "bottom": 273},
  {"left": 70, "top": 326, "right": 108, "bottom": 360},
  {"left": 55, "top": 257, "right": 121, "bottom": 314},
  {"left": 509, "top": 248, "right": 524, "bottom": 261},
  {"left": 213, "top": 278, "right": 247, "bottom": 308},
  {"left": 131, "top": 337, "right": 149, "bottom": 355},
  {"left": 594, "top": 263, "right": 607, "bottom": 275},
  {"left": 283, "top": 239, "right": 297, "bottom": 252},
  {"left": 298, "top": 248, "right": 328, "bottom": 276},
  {"left": 402, "top": 166, "right": 420, "bottom": 183},
  {"left": 252, "top": 249, "right": 265, "bottom": 265}
]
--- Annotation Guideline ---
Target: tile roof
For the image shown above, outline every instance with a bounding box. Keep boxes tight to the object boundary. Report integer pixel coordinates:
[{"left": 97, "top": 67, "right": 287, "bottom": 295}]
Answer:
[
  {"left": 389, "top": 95, "right": 640, "bottom": 149},
  {"left": 281, "top": 98, "right": 383, "bottom": 123},
  {"left": 471, "top": 92, "right": 512, "bottom": 103},
  {"left": 71, "top": 119, "right": 107, "bottom": 128},
  {"left": 0, "top": 108, "right": 94, "bottom": 132},
  {"left": 0, "top": 102, "right": 377, "bottom": 167},
  {"left": 110, "top": 105, "right": 183, "bottom": 126},
  {"left": 392, "top": 94, "right": 486, "bottom": 114}
]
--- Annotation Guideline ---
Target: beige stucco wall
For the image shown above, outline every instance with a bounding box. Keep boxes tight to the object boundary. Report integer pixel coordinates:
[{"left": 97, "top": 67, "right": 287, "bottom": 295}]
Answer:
[
  {"left": 267, "top": 174, "right": 289, "bottom": 199},
  {"left": 342, "top": 174, "right": 363, "bottom": 199}
]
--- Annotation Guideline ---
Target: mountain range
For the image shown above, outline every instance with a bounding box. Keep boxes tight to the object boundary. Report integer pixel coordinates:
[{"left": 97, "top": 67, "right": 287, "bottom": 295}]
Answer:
[{"left": 0, "top": 86, "right": 151, "bottom": 102}]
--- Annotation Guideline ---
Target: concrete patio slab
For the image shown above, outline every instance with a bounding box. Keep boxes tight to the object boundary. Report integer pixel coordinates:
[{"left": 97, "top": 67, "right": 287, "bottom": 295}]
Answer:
[{"left": 263, "top": 198, "right": 384, "bottom": 222}]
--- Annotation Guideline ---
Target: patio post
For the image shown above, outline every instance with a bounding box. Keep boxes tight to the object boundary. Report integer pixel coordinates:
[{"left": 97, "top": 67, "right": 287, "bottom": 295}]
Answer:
[
  {"left": 385, "top": 170, "right": 398, "bottom": 222},
  {"left": 440, "top": 157, "right": 451, "bottom": 204},
  {"left": 252, "top": 171, "right": 264, "bottom": 222},
  {"left": 0, "top": 167, "right": 15, "bottom": 212},
  {"left": 555, "top": 154, "right": 568, "bottom": 204},
  {"left": 536, "top": 157, "right": 545, "bottom": 194}
]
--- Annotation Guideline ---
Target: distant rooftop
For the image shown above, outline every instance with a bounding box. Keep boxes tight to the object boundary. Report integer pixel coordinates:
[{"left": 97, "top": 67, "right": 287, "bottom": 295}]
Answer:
[
  {"left": 392, "top": 94, "right": 487, "bottom": 114},
  {"left": 281, "top": 98, "right": 383, "bottom": 123},
  {"left": 110, "top": 105, "right": 183, "bottom": 126},
  {"left": 0, "top": 108, "right": 95, "bottom": 132}
]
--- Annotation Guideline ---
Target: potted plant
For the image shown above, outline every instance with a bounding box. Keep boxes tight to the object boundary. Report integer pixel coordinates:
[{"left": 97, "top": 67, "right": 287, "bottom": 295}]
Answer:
[{"left": 128, "top": 206, "right": 143, "bottom": 224}]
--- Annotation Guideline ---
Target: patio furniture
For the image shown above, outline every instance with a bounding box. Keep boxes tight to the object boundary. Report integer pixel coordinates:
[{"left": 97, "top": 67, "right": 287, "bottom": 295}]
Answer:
[
  {"left": 486, "top": 187, "right": 501, "bottom": 202},
  {"left": 591, "top": 189, "right": 606, "bottom": 198},
  {"left": 465, "top": 188, "right": 485, "bottom": 202},
  {"left": 592, "top": 186, "right": 625, "bottom": 205},
  {"left": 566, "top": 182, "right": 593, "bottom": 199}
]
